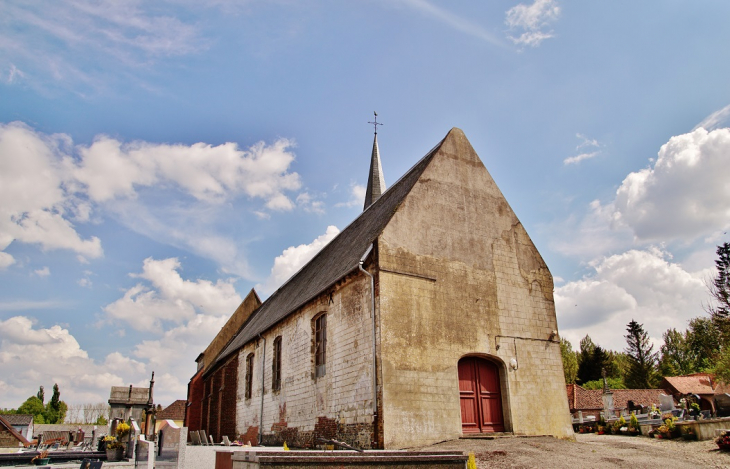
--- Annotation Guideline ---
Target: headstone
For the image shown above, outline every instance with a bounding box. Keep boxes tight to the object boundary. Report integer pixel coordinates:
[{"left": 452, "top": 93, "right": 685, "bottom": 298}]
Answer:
[
  {"left": 715, "top": 393, "right": 730, "bottom": 417},
  {"left": 190, "top": 430, "right": 201, "bottom": 446},
  {"left": 659, "top": 394, "right": 675, "bottom": 412},
  {"left": 602, "top": 392, "right": 614, "bottom": 417},
  {"left": 127, "top": 419, "right": 140, "bottom": 459},
  {"left": 577, "top": 411, "right": 583, "bottom": 424},
  {"left": 199, "top": 430, "right": 209, "bottom": 446},
  {"left": 156, "top": 419, "right": 187, "bottom": 468}
]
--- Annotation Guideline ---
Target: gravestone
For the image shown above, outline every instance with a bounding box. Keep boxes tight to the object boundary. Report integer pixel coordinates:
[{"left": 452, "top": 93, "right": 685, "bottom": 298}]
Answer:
[
  {"left": 80, "top": 459, "right": 103, "bottom": 469},
  {"left": 156, "top": 419, "right": 187, "bottom": 468},
  {"left": 127, "top": 419, "right": 140, "bottom": 459},
  {"left": 602, "top": 392, "right": 614, "bottom": 417},
  {"left": 659, "top": 394, "right": 675, "bottom": 412},
  {"left": 715, "top": 393, "right": 730, "bottom": 417}
]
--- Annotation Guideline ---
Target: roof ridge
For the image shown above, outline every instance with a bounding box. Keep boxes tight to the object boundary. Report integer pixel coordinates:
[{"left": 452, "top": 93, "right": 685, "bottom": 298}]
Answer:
[{"left": 210, "top": 132, "right": 450, "bottom": 372}]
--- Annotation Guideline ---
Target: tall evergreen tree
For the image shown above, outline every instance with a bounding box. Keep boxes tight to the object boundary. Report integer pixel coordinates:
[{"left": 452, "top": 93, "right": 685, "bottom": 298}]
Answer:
[
  {"left": 624, "top": 320, "right": 658, "bottom": 388},
  {"left": 707, "top": 242, "right": 730, "bottom": 343},
  {"left": 36, "top": 386, "right": 44, "bottom": 404}
]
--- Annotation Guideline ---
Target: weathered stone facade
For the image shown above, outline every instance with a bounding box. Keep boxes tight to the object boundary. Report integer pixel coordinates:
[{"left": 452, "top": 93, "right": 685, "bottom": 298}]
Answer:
[
  {"left": 377, "top": 130, "right": 571, "bottom": 446},
  {"left": 190, "top": 128, "right": 573, "bottom": 449},
  {"left": 236, "top": 275, "right": 377, "bottom": 448}
]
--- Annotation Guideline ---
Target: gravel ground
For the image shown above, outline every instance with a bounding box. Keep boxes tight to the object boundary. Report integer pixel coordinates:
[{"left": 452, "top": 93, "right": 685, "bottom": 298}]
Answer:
[
  {"left": 421, "top": 434, "right": 730, "bottom": 469},
  {"left": 21, "top": 436, "right": 728, "bottom": 468}
]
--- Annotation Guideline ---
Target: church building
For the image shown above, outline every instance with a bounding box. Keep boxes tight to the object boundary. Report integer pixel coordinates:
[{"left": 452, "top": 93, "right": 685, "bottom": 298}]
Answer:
[{"left": 185, "top": 126, "right": 573, "bottom": 449}]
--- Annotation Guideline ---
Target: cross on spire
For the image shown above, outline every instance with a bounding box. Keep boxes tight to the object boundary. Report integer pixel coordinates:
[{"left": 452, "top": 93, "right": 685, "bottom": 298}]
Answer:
[{"left": 368, "top": 111, "right": 383, "bottom": 135}]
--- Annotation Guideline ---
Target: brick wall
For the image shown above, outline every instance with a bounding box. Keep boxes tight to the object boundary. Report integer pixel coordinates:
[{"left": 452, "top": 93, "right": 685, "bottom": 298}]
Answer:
[
  {"left": 235, "top": 275, "right": 376, "bottom": 448},
  {"left": 186, "top": 370, "right": 203, "bottom": 432},
  {"left": 200, "top": 354, "right": 238, "bottom": 443}
]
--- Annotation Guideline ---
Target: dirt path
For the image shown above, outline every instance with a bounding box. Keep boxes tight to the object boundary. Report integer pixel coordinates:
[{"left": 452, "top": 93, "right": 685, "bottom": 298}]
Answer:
[{"left": 420, "top": 434, "right": 730, "bottom": 468}]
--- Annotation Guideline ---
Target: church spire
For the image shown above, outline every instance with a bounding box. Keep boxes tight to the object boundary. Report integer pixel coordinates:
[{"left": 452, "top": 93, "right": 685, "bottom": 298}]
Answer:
[{"left": 364, "top": 112, "right": 385, "bottom": 211}]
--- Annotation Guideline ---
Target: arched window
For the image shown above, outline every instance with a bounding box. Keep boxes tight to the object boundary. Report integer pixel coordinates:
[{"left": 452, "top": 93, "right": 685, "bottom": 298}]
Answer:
[
  {"left": 272, "top": 336, "right": 282, "bottom": 391},
  {"left": 314, "top": 314, "right": 327, "bottom": 378},
  {"left": 245, "top": 353, "right": 254, "bottom": 399}
]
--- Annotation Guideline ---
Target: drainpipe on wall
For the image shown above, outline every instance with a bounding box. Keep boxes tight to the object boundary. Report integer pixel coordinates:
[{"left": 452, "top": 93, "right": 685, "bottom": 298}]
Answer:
[
  {"left": 258, "top": 333, "right": 266, "bottom": 445},
  {"left": 358, "top": 244, "right": 378, "bottom": 419}
]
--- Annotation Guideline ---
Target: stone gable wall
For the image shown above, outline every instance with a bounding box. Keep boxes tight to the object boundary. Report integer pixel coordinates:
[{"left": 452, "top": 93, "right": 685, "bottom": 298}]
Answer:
[
  {"left": 235, "top": 275, "right": 376, "bottom": 448},
  {"left": 377, "top": 129, "right": 572, "bottom": 448}
]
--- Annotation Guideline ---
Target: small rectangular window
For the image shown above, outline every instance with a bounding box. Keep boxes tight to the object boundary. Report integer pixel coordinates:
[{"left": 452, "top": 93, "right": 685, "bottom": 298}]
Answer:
[
  {"left": 245, "top": 353, "right": 254, "bottom": 399},
  {"left": 272, "top": 336, "right": 282, "bottom": 391},
  {"left": 315, "top": 314, "right": 327, "bottom": 377}
]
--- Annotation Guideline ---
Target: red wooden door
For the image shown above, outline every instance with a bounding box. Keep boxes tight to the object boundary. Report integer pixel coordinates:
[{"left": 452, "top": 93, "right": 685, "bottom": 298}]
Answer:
[{"left": 458, "top": 357, "right": 504, "bottom": 433}]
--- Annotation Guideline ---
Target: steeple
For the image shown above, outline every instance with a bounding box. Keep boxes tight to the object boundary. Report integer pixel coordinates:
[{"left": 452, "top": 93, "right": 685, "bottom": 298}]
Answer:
[{"left": 364, "top": 112, "right": 386, "bottom": 210}]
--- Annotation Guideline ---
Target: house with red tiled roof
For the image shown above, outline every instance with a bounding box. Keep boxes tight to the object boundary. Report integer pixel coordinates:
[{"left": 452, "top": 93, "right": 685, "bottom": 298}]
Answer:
[
  {"left": 566, "top": 384, "right": 671, "bottom": 419},
  {"left": 0, "top": 415, "right": 30, "bottom": 448},
  {"left": 155, "top": 400, "right": 186, "bottom": 433},
  {"left": 661, "top": 373, "right": 730, "bottom": 413}
]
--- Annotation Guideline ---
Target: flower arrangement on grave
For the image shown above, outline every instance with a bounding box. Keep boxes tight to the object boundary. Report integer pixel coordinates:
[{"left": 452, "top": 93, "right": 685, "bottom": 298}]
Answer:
[
  {"left": 716, "top": 431, "right": 730, "bottom": 451},
  {"left": 627, "top": 413, "right": 640, "bottom": 436},
  {"left": 649, "top": 405, "right": 661, "bottom": 419},
  {"left": 681, "top": 426, "right": 697, "bottom": 441},
  {"left": 612, "top": 415, "right": 626, "bottom": 434},
  {"left": 690, "top": 402, "right": 701, "bottom": 413},
  {"left": 103, "top": 435, "right": 122, "bottom": 450},
  {"left": 656, "top": 416, "right": 679, "bottom": 439},
  {"left": 116, "top": 422, "right": 130, "bottom": 439}
]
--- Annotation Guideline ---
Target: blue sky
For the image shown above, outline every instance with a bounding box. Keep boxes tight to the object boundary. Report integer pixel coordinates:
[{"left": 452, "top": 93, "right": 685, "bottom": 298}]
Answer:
[{"left": 2, "top": 0, "right": 730, "bottom": 408}]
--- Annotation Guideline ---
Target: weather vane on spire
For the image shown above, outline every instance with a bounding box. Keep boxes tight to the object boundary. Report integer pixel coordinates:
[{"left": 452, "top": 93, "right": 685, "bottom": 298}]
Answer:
[{"left": 368, "top": 111, "right": 383, "bottom": 135}]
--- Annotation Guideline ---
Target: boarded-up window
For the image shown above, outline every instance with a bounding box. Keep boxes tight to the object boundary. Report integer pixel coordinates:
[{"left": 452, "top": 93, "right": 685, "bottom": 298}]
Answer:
[
  {"left": 245, "top": 353, "right": 254, "bottom": 399},
  {"left": 314, "top": 314, "right": 327, "bottom": 378},
  {"left": 272, "top": 336, "right": 282, "bottom": 391}
]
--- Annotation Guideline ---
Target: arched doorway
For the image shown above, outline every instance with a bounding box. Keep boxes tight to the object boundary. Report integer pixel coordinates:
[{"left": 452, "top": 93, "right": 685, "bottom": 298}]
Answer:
[{"left": 458, "top": 356, "right": 504, "bottom": 433}]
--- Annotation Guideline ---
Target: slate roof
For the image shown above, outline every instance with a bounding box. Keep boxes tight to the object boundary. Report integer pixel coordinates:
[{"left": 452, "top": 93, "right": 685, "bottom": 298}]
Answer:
[
  {"left": 211, "top": 131, "right": 449, "bottom": 372},
  {"left": 0, "top": 414, "right": 30, "bottom": 445},
  {"left": 34, "top": 424, "right": 97, "bottom": 436},
  {"left": 1, "top": 414, "right": 33, "bottom": 425},
  {"left": 566, "top": 384, "right": 671, "bottom": 412},
  {"left": 157, "top": 400, "right": 186, "bottom": 421}
]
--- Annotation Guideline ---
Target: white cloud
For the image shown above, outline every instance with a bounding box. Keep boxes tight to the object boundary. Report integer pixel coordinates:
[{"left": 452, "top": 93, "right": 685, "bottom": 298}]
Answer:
[
  {"left": 0, "top": 312, "right": 219, "bottom": 407},
  {"left": 296, "top": 192, "right": 325, "bottom": 214},
  {"left": 257, "top": 225, "right": 340, "bottom": 295},
  {"left": 34, "top": 266, "right": 50, "bottom": 277},
  {"left": 0, "top": 252, "right": 15, "bottom": 269},
  {"left": 335, "top": 183, "right": 366, "bottom": 208},
  {"left": 104, "top": 257, "right": 242, "bottom": 331},
  {"left": 694, "top": 104, "right": 730, "bottom": 131},
  {"left": 396, "top": 0, "right": 501, "bottom": 46},
  {"left": 0, "top": 122, "right": 103, "bottom": 260},
  {"left": 564, "top": 152, "right": 598, "bottom": 165},
  {"left": 78, "top": 278, "right": 92, "bottom": 288},
  {"left": 1, "top": 1, "right": 206, "bottom": 91},
  {"left": 611, "top": 127, "right": 730, "bottom": 241},
  {"left": 2, "top": 64, "right": 25, "bottom": 84},
  {"left": 505, "top": 0, "right": 560, "bottom": 48},
  {"left": 0, "top": 316, "right": 123, "bottom": 407},
  {"left": 74, "top": 136, "right": 301, "bottom": 206},
  {"left": 556, "top": 247, "right": 710, "bottom": 351},
  {"left": 0, "top": 122, "right": 304, "bottom": 273}
]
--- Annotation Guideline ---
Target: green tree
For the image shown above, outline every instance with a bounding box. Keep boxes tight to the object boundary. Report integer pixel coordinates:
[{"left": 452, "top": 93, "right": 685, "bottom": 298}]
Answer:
[
  {"left": 582, "top": 377, "right": 626, "bottom": 390},
  {"left": 707, "top": 242, "right": 730, "bottom": 345},
  {"left": 560, "top": 338, "right": 578, "bottom": 384},
  {"left": 16, "top": 396, "right": 45, "bottom": 423},
  {"left": 36, "top": 386, "right": 44, "bottom": 404},
  {"left": 42, "top": 383, "right": 67, "bottom": 424},
  {"left": 686, "top": 317, "right": 722, "bottom": 371},
  {"left": 95, "top": 415, "right": 108, "bottom": 426},
  {"left": 713, "top": 346, "right": 730, "bottom": 385},
  {"left": 624, "top": 320, "right": 658, "bottom": 388},
  {"left": 659, "top": 328, "right": 695, "bottom": 376}
]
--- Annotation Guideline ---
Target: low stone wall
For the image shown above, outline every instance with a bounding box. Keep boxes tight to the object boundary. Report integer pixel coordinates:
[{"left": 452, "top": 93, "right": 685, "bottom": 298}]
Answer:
[
  {"left": 675, "top": 417, "right": 730, "bottom": 441},
  {"left": 230, "top": 450, "right": 467, "bottom": 469}
]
